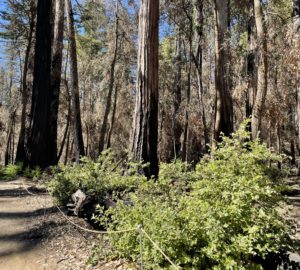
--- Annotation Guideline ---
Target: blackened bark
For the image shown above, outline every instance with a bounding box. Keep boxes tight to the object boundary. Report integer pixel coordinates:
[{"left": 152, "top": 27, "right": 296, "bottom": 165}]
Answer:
[
  {"left": 246, "top": 12, "right": 256, "bottom": 122},
  {"left": 26, "top": 0, "right": 56, "bottom": 169},
  {"left": 130, "top": 0, "right": 159, "bottom": 179},
  {"left": 65, "top": 0, "right": 85, "bottom": 162},
  {"left": 5, "top": 111, "right": 17, "bottom": 165},
  {"left": 51, "top": 0, "right": 65, "bottom": 162}
]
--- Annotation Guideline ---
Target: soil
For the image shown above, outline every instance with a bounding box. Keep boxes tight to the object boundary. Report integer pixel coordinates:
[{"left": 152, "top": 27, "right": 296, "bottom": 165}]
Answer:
[
  {"left": 1, "top": 176, "right": 300, "bottom": 270},
  {"left": 0, "top": 177, "right": 136, "bottom": 270}
]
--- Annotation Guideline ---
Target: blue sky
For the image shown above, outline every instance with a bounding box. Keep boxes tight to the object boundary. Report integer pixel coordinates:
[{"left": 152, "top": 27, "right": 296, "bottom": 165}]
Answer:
[{"left": 0, "top": 0, "right": 171, "bottom": 68}]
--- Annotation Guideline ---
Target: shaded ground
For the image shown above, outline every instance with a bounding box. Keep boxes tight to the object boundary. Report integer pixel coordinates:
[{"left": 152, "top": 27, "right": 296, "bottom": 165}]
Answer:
[{"left": 0, "top": 178, "right": 135, "bottom": 270}]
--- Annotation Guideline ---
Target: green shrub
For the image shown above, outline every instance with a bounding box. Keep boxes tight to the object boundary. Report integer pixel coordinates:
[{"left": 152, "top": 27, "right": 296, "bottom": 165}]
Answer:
[
  {"left": 23, "top": 166, "right": 42, "bottom": 180},
  {"left": 49, "top": 150, "right": 146, "bottom": 204},
  {"left": 0, "top": 163, "right": 22, "bottom": 180},
  {"left": 96, "top": 122, "right": 292, "bottom": 269}
]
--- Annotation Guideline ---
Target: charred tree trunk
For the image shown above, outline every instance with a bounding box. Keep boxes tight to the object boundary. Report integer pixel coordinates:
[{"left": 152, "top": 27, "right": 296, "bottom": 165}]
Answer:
[
  {"left": 51, "top": 0, "right": 65, "bottom": 162},
  {"left": 26, "top": 0, "right": 56, "bottom": 169},
  {"left": 98, "top": 1, "right": 119, "bottom": 154},
  {"left": 246, "top": 12, "right": 256, "bottom": 122},
  {"left": 214, "top": 0, "right": 233, "bottom": 142},
  {"left": 5, "top": 111, "right": 17, "bottom": 165},
  {"left": 130, "top": 0, "right": 159, "bottom": 179},
  {"left": 66, "top": 0, "right": 85, "bottom": 162},
  {"left": 15, "top": 2, "right": 35, "bottom": 163},
  {"left": 251, "top": 0, "right": 268, "bottom": 139}
]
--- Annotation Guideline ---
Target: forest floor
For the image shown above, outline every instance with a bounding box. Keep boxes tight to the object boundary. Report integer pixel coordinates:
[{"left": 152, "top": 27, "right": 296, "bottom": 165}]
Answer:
[
  {"left": 1, "top": 177, "right": 300, "bottom": 270},
  {"left": 0, "top": 177, "right": 136, "bottom": 270}
]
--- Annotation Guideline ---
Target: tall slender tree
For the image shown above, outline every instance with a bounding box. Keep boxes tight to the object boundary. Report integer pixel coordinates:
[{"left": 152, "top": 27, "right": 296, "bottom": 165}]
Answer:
[
  {"left": 193, "top": 0, "right": 209, "bottom": 153},
  {"left": 65, "top": 0, "right": 85, "bottom": 162},
  {"left": 214, "top": 0, "right": 233, "bottom": 142},
  {"left": 251, "top": 0, "right": 268, "bottom": 139},
  {"left": 15, "top": 1, "right": 36, "bottom": 163},
  {"left": 98, "top": 0, "right": 119, "bottom": 154},
  {"left": 50, "top": 0, "right": 65, "bottom": 162},
  {"left": 130, "top": 0, "right": 159, "bottom": 178}
]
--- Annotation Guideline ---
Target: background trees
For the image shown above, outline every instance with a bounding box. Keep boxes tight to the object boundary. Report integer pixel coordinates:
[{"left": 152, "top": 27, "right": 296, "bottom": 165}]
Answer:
[{"left": 0, "top": 0, "right": 299, "bottom": 175}]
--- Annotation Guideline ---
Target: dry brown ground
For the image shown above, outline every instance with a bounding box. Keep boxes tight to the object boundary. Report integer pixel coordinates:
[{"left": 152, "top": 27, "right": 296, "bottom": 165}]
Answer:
[{"left": 0, "top": 178, "right": 137, "bottom": 270}]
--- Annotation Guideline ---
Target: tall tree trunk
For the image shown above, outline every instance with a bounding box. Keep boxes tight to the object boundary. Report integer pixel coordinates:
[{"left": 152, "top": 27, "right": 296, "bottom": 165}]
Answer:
[
  {"left": 57, "top": 85, "right": 71, "bottom": 163},
  {"left": 106, "top": 85, "right": 119, "bottom": 149},
  {"left": 15, "top": 2, "right": 35, "bottom": 163},
  {"left": 130, "top": 0, "right": 159, "bottom": 179},
  {"left": 182, "top": 39, "right": 192, "bottom": 162},
  {"left": 5, "top": 111, "right": 16, "bottom": 165},
  {"left": 172, "top": 32, "right": 182, "bottom": 160},
  {"left": 26, "top": 0, "right": 56, "bottom": 169},
  {"left": 193, "top": 0, "right": 209, "bottom": 153},
  {"left": 246, "top": 12, "right": 256, "bottom": 122},
  {"left": 51, "top": 0, "right": 65, "bottom": 162},
  {"left": 251, "top": 0, "right": 268, "bottom": 139},
  {"left": 65, "top": 0, "right": 85, "bottom": 162},
  {"left": 98, "top": 1, "right": 119, "bottom": 154},
  {"left": 214, "top": 0, "right": 233, "bottom": 142}
]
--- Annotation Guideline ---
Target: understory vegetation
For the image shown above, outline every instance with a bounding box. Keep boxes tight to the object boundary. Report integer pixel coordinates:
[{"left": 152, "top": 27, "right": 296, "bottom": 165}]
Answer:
[
  {"left": 0, "top": 163, "right": 42, "bottom": 180},
  {"left": 49, "top": 123, "right": 294, "bottom": 269}
]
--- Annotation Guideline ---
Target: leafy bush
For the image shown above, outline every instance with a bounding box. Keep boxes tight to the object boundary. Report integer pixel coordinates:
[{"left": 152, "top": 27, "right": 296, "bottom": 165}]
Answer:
[
  {"left": 96, "top": 122, "right": 292, "bottom": 269},
  {"left": 0, "top": 163, "right": 22, "bottom": 180},
  {"left": 49, "top": 150, "right": 146, "bottom": 204},
  {"left": 23, "top": 166, "right": 42, "bottom": 180}
]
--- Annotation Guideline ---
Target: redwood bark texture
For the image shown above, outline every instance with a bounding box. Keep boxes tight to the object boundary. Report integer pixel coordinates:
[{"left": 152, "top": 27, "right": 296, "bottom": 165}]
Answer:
[
  {"left": 130, "top": 0, "right": 159, "bottom": 179},
  {"left": 214, "top": 0, "right": 233, "bottom": 142},
  {"left": 251, "top": 0, "right": 268, "bottom": 139}
]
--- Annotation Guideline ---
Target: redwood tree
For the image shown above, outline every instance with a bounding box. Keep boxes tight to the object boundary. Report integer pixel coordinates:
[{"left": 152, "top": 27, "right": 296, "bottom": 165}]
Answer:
[
  {"left": 130, "top": 0, "right": 159, "bottom": 178},
  {"left": 214, "top": 0, "right": 233, "bottom": 142},
  {"left": 26, "top": 0, "right": 57, "bottom": 168}
]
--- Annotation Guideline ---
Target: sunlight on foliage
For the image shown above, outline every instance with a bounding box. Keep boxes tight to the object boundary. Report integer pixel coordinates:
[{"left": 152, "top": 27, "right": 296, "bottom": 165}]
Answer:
[
  {"left": 0, "top": 163, "right": 22, "bottom": 180},
  {"left": 95, "top": 121, "right": 292, "bottom": 269}
]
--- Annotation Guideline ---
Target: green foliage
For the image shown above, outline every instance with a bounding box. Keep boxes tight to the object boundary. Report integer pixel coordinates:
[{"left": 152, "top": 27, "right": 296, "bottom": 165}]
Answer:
[
  {"left": 95, "top": 122, "right": 292, "bottom": 269},
  {"left": 49, "top": 150, "right": 146, "bottom": 205},
  {"left": 23, "top": 166, "right": 42, "bottom": 180},
  {"left": 0, "top": 163, "right": 22, "bottom": 180}
]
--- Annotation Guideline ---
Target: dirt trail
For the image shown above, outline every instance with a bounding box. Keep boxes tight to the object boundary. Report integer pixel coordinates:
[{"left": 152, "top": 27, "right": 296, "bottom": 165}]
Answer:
[
  {"left": 0, "top": 178, "right": 134, "bottom": 270},
  {"left": 0, "top": 178, "right": 57, "bottom": 270}
]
